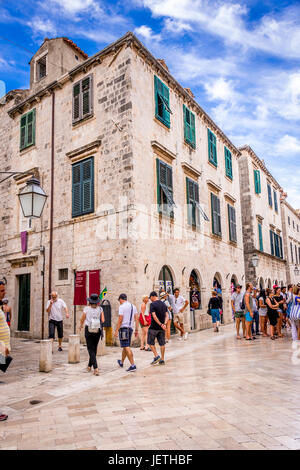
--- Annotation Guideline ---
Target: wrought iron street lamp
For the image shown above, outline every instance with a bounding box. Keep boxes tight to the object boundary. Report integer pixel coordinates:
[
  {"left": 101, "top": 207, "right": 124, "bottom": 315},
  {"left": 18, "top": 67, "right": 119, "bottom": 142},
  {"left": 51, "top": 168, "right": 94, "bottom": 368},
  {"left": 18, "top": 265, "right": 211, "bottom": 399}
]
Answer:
[
  {"left": 18, "top": 177, "right": 47, "bottom": 218},
  {"left": 251, "top": 253, "right": 260, "bottom": 268}
]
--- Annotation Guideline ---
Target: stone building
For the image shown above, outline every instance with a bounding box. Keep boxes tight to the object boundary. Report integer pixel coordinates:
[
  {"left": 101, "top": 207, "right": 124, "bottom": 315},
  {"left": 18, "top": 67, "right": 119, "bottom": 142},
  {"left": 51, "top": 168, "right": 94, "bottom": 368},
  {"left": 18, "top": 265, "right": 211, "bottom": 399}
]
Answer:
[
  {"left": 280, "top": 198, "right": 300, "bottom": 285},
  {"left": 238, "top": 146, "right": 287, "bottom": 288},
  {"left": 0, "top": 32, "right": 245, "bottom": 340}
]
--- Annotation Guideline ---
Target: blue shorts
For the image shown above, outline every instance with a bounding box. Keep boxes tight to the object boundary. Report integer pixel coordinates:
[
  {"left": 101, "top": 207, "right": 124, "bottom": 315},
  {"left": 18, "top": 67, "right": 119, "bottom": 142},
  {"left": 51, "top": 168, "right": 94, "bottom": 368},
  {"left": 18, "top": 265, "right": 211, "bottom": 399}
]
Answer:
[
  {"left": 211, "top": 309, "right": 220, "bottom": 324},
  {"left": 119, "top": 327, "right": 133, "bottom": 348},
  {"left": 245, "top": 312, "right": 253, "bottom": 322}
]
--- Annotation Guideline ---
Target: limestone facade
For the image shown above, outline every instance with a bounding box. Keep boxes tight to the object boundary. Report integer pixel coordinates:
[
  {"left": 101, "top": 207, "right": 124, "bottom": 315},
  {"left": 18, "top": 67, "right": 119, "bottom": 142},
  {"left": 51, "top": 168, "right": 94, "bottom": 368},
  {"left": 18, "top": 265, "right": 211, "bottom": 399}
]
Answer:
[
  {"left": 281, "top": 200, "right": 300, "bottom": 285},
  {"left": 238, "top": 146, "right": 287, "bottom": 289},
  {"left": 0, "top": 32, "right": 249, "bottom": 340}
]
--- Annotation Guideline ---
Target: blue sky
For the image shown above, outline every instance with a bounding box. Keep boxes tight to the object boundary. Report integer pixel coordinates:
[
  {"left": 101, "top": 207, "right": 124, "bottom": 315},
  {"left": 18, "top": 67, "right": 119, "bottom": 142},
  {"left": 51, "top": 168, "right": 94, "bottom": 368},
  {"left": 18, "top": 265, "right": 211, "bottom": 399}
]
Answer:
[{"left": 0, "top": 0, "right": 300, "bottom": 207}]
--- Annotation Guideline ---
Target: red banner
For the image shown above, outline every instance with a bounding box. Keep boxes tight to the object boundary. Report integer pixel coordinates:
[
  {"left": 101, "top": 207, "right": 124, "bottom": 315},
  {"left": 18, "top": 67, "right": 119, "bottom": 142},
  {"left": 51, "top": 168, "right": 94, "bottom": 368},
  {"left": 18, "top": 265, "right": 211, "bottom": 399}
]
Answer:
[
  {"left": 73, "top": 271, "right": 87, "bottom": 306},
  {"left": 89, "top": 270, "right": 100, "bottom": 297}
]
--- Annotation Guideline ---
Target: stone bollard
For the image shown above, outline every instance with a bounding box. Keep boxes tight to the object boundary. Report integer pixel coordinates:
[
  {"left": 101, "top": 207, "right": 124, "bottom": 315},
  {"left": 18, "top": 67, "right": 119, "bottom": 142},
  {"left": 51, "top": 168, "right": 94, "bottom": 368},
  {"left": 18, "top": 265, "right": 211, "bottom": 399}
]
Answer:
[
  {"left": 68, "top": 334, "right": 80, "bottom": 364},
  {"left": 39, "top": 340, "right": 52, "bottom": 373},
  {"left": 97, "top": 328, "right": 107, "bottom": 356}
]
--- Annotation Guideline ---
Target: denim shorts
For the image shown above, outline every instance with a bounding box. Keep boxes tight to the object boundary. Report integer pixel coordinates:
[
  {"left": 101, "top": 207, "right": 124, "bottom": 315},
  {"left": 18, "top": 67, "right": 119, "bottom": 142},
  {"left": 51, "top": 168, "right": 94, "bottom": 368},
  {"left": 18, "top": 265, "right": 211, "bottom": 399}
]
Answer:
[
  {"left": 119, "top": 327, "right": 133, "bottom": 348},
  {"left": 210, "top": 309, "right": 220, "bottom": 324}
]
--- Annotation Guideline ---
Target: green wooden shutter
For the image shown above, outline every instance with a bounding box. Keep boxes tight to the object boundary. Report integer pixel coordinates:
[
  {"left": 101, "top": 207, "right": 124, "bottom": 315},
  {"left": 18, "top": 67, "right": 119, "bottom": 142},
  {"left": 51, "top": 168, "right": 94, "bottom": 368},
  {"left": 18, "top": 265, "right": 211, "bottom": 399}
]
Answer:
[
  {"left": 73, "top": 82, "right": 81, "bottom": 123},
  {"left": 26, "top": 109, "right": 35, "bottom": 147},
  {"left": 270, "top": 230, "right": 274, "bottom": 255},
  {"left": 20, "top": 115, "right": 27, "bottom": 150},
  {"left": 274, "top": 190, "right": 278, "bottom": 212},
  {"left": 254, "top": 170, "right": 261, "bottom": 194},
  {"left": 183, "top": 105, "right": 196, "bottom": 148},
  {"left": 186, "top": 177, "right": 192, "bottom": 225},
  {"left": 208, "top": 129, "right": 217, "bottom": 166},
  {"left": 82, "top": 158, "right": 94, "bottom": 214},
  {"left": 225, "top": 147, "right": 232, "bottom": 179},
  {"left": 211, "top": 193, "right": 221, "bottom": 235},
  {"left": 154, "top": 76, "right": 170, "bottom": 127},
  {"left": 82, "top": 75, "right": 92, "bottom": 118},
  {"left": 268, "top": 184, "right": 273, "bottom": 207},
  {"left": 72, "top": 163, "right": 81, "bottom": 217},
  {"left": 258, "top": 223, "right": 263, "bottom": 251},
  {"left": 228, "top": 205, "right": 236, "bottom": 242}
]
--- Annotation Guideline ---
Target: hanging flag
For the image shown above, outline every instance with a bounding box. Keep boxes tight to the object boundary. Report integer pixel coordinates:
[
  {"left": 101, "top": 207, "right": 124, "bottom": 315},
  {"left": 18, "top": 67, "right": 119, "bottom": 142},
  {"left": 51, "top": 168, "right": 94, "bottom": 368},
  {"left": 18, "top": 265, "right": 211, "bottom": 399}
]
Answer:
[
  {"left": 99, "top": 287, "right": 108, "bottom": 300},
  {"left": 89, "top": 270, "right": 100, "bottom": 297},
  {"left": 73, "top": 271, "right": 87, "bottom": 306}
]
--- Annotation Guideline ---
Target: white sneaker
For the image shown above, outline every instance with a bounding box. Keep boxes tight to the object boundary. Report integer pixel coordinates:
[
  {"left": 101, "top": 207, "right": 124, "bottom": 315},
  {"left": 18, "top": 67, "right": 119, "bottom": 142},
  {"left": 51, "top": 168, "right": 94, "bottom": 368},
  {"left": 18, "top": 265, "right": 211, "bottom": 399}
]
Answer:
[
  {"left": 177, "top": 337, "right": 183, "bottom": 341},
  {"left": 183, "top": 332, "right": 188, "bottom": 340}
]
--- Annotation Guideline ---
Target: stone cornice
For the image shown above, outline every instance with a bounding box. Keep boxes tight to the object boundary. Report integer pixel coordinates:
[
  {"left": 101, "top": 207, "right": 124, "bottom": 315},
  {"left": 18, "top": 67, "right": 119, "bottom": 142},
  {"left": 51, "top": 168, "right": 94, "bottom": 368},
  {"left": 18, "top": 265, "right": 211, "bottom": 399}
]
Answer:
[
  {"left": 66, "top": 138, "right": 101, "bottom": 161},
  {"left": 181, "top": 162, "right": 202, "bottom": 179},
  {"left": 206, "top": 179, "right": 221, "bottom": 193},
  {"left": 7, "top": 255, "right": 38, "bottom": 268},
  {"left": 151, "top": 141, "right": 176, "bottom": 162}
]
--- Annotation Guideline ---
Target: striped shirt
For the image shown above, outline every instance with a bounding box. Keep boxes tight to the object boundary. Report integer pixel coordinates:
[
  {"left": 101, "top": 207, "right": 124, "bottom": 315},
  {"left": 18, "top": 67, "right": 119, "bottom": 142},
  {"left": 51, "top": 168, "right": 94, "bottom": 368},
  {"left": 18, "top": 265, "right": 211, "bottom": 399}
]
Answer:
[{"left": 0, "top": 308, "right": 10, "bottom": 352}]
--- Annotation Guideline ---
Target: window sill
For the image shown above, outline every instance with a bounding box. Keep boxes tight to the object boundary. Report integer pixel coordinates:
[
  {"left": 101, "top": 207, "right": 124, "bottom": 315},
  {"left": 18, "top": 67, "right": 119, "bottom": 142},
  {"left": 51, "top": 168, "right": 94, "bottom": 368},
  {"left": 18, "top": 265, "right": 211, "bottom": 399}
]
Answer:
[
  {"left": 184, "top": 139, "right": 196, "bottom": 151},
  {"left": 228, "top": 240, "right": 237, "bottom": 246},
  {"left": 211, "top": 233, "right": 222, "bottom": 240},
  {"left": 72, "top": 114, "right": 94, "bottom": 128},
  {"left": 208, "top": 160, "right": 218, "bottom": 170},
  {"left": 225, "top": 174, "right": 233, "bottom": 182},
  {"left": 154, "top": 116, "right": 170, "bottom": 130},
  {"left": 71, "top": 211, "right": 95, "bottom": 222},
  {"left": 20, "top": 144, "right": 36, "bottom": 155}
]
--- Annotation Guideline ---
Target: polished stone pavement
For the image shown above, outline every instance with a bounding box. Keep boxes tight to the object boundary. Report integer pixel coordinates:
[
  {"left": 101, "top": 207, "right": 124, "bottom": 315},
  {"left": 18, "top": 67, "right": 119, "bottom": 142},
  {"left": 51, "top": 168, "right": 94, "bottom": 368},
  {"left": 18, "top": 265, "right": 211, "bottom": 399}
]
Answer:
[{"left": 0, "top": 324, "right": 300, "bottom": 450}]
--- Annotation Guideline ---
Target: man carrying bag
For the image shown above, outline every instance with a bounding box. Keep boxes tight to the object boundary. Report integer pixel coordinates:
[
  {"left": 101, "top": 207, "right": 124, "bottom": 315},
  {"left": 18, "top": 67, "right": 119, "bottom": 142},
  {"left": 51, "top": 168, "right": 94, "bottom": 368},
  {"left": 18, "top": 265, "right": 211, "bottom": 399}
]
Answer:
[{"left": 114, "top": 293, "right": 139, "bottom": 372}]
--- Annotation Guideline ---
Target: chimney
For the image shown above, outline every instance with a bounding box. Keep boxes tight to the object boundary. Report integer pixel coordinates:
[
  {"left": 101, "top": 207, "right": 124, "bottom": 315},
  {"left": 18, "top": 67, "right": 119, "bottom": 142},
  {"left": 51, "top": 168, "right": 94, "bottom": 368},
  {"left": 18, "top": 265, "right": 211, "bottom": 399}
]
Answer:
[
  {"left": 185, "top": 88, "right": 195, "bottom": 98},
  {"left": 157, "top": 59, "right": 169, "bottom": 71}
]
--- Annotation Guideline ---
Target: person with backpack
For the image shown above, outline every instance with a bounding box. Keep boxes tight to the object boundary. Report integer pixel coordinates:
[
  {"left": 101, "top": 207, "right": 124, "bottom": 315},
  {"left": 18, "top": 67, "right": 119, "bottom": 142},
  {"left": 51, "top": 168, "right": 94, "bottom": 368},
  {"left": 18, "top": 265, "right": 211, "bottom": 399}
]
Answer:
[
  {"left": 208, "top": 290, "right": 221, "bottom": 332},
  {"left": 147, "top": 291, "right": 168, "bottom": 365},
  {"left": 114, "top": 294, "right": 139, "bottom": 372},
  {"left": 80, "top": 293, "right": 105, "bottom": 376}
]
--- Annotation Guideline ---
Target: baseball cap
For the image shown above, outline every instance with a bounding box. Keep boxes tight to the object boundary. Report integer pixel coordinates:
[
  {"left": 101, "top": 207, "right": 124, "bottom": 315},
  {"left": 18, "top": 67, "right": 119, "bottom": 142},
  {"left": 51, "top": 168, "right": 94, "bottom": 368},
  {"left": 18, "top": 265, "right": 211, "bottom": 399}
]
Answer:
[{"left": 118, "top": 293, "right": 127, "bottom": 301}]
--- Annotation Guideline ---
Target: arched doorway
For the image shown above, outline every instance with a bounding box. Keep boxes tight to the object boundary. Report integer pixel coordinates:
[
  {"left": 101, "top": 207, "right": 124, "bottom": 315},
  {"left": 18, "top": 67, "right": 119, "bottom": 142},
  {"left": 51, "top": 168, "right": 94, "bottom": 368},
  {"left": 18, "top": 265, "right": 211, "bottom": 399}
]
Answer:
[
  {"left": 259, "top": 277, "right": 265, "bottom": 290},
  {"left": 267, "top": 278, "right": 272, "bottom": 289},
  {"left": 158, "top": 265, "right": 176, "bottom": 334},
  {"left": 189, "top": 269, "right": 201, "bottom": 330},
  {"left": 158, "top": 265, "right": 174, "bottom": 295}
]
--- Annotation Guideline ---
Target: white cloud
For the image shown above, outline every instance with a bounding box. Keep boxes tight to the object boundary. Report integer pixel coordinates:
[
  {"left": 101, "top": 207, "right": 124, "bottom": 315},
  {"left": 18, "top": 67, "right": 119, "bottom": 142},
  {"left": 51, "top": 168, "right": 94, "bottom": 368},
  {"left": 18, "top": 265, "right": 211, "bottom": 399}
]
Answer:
[
  {"left": 134, "top": 25, "right": 161, "bottom": 42},
  {"left": 164, "top": 18, "right": 192, "bottom": 34},
  {"left": 51, "top": 0, "right": 101, "bottom": 14},
  {"left": 140, "top": 0, "right": 300, "bottom": 59},
  {"left": 275, "top": 135, "right": 300, "bottom": 155},
  {"left": 204, "top": 78, "right": 237, "bottom": 102},
  {"left": 29, "top": 18, "right": 57, "bottom": 36}
]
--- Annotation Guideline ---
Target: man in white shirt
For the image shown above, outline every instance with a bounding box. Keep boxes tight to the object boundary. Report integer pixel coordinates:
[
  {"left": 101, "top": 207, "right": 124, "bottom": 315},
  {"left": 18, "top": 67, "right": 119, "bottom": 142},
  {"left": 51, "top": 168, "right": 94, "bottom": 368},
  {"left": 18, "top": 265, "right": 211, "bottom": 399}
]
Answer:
[
  {"left": 46, "top": 291, "right": 69, "bottom": 351},
  {"left": 114, "top": 293, "right": 139, "bottom": 372},
  {"left": 169, "top": 288, "right": 189, "bottom": 340},
  {"left": 231, "top": 284, "right": 245, "bottom": 339}
]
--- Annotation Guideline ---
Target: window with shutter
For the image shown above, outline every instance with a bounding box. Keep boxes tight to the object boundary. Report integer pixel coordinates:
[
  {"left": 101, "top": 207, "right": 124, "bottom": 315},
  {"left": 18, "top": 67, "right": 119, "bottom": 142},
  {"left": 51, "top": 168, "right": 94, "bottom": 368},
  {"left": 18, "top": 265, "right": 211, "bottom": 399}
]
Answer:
[
  {"left": 72, "top": 157, "right": 94, "bottom": 218},
  {"left": 183, "top": 104, "right": 196, "bottom": 149},
  {"left": 274, "top": 190, "right": 278, "bottom": 212},
  {"left": 208, "top": 129, "right": 217, "bottom": 166},
  {"left": 291, "top": 242, "right": 294, "bottom": 263},
  {"left": 20, "top": 109, "right": 36, "bottom": 150},
  {"left": 154, "top": 76, "right": 171, "bottom": 128},
  {"left": 270, "top": 230, "right": 274, "bottom": 256},
  {"left": 156, "top": 159, "right": 176, "bottom": 217},
  {"left": 72, "top": 75, "right": 93, "bottom": 124},
  {"left": 254, "top": 170, "right": 261, "bottom": 194},
  {"left": 228, "top": 204, "right": 237, "bottom": 242},
  {"left": 267, "top": 184, "right": 273, "bottom": 207},
  {"left": 225, "top": 147, "right": 233, "bottom": 179},
  {"left": 211, "top": 193, "right": 221, "bottom": 236},
  {"left": 258, "top": 223, "right": 263, "bottom": 252},
  {"left": 186, "top": 177, "right": 200, "bottom": 227}
]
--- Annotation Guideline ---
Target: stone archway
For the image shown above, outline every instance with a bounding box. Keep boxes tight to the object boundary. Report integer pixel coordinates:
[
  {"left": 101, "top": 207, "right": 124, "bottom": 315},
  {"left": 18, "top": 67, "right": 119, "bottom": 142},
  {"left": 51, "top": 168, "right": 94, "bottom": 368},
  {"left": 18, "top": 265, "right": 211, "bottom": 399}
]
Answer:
[
  {"left": 259, "top": 277, "right": 265, "bottom": 290},
  {"left": 158, "top": 265, "right": 175, "bottom": 295}
]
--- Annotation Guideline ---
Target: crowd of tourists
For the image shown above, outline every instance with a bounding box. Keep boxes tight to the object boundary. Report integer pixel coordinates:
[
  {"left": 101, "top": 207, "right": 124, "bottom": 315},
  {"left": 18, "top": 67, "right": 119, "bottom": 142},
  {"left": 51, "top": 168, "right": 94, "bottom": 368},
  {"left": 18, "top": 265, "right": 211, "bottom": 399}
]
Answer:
[
  {"left": 1, "top": 278, "right": 300, "bottom": 422},
  {"left": 230, "top": 282, "right": 300, "bottom": 341}
]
